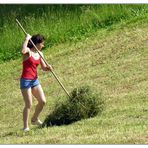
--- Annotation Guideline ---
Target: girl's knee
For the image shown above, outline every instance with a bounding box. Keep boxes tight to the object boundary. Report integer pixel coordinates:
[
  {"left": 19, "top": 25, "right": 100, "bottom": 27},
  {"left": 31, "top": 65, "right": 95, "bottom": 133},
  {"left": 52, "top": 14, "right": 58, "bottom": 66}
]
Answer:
[
  {"left": 42, "top": 100, "right": 46, "bottom": 106},
  {"left": 40, "top": 100, "right": 46, "bottom": 106},
  {"left": 25, "top": 103, "right": 32, "bottom": 109}
]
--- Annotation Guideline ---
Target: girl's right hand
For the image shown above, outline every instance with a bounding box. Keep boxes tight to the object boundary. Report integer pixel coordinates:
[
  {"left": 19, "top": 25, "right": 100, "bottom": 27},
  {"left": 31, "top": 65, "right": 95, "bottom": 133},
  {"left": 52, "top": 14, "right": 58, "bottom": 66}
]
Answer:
[{"left": 26, "top": 34, "right": 32, "bottom": 40}]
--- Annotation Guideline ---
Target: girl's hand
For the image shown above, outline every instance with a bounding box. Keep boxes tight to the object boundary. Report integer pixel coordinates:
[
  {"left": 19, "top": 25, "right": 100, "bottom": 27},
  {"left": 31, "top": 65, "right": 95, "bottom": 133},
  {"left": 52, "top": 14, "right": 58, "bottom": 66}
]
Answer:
[
  {"left": 46, "top": 65, "right": 53, "bottom": 71},
  {"left": 26, "top": 34, "right": 32, "bottom": 40}
]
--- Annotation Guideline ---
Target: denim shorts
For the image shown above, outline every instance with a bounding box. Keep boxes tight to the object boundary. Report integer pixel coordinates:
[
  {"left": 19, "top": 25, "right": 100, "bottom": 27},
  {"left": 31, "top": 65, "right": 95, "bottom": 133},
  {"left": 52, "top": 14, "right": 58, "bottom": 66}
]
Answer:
[{"left": 20, "top": 78, "right": 40, "bottom": 89}]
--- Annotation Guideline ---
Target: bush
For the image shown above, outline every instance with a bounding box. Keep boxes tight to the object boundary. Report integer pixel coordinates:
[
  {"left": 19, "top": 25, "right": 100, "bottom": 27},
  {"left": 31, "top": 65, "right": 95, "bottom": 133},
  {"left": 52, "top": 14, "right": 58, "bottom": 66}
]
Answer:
[{"left": 42, "top": 86, "right": 105, "bottom": 127}]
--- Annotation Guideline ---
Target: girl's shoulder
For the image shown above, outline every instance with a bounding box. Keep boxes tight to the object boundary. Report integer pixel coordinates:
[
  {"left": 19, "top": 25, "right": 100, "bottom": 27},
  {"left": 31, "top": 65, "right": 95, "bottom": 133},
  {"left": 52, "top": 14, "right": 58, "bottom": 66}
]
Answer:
[{"left": 22, "top": 48, "right": 31, "bottom": 61}]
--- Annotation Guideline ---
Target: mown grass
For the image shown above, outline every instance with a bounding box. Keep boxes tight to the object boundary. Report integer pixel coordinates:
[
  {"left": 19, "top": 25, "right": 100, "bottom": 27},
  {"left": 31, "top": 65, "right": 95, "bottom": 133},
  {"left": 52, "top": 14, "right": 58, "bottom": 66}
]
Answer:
[{"left": 0, "top": 13, "right": 147, "bottom": 144}]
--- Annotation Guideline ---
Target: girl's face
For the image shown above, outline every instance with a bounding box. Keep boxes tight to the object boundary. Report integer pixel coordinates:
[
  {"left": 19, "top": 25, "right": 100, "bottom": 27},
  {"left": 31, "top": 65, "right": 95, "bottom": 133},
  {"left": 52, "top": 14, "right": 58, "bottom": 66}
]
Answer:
[{"left": 36, "top": 42, "right": 45, "bottom": 50}]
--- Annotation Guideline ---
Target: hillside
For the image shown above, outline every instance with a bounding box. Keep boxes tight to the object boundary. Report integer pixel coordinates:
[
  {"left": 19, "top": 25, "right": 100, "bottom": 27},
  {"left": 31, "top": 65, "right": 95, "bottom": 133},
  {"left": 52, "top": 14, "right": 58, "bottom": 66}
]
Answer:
[
  {"left": 0, "top": 15, "right": 148, "bottom": 144},
  {"left": 0, "top": 4, "right": 147, "bottom": 62}
]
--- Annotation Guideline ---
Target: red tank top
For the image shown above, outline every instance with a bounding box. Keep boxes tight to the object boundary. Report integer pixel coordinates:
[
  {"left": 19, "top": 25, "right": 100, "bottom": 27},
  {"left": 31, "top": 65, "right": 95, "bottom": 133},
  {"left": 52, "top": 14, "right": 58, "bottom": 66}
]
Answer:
[{"left": 21, "top": 55, "right": 41, "bottom": 80}]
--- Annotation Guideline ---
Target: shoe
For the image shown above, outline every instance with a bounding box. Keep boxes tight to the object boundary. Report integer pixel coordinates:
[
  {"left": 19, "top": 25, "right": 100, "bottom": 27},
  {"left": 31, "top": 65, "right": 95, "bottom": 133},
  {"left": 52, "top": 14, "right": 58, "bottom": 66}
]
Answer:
[
  {"left": 23, "top": 127, "right": 30, "bottom": 132},
  {"left": 31, "top": 119, "right": 43, "bottom": 126}
]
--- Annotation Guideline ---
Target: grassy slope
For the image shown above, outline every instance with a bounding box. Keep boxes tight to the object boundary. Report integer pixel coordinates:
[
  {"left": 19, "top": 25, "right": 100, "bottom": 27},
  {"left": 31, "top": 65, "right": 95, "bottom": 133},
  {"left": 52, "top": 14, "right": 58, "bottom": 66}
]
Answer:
[{"left": 0, "top": 16, "right": 147, "bottom": 144}]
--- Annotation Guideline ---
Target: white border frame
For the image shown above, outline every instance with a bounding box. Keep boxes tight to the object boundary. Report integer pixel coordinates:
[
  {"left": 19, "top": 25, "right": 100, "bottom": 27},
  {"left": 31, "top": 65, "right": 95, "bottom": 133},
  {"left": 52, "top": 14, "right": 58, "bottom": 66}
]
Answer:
[{"left": 0, "top": 0, "right": 148, "bottom": 4}]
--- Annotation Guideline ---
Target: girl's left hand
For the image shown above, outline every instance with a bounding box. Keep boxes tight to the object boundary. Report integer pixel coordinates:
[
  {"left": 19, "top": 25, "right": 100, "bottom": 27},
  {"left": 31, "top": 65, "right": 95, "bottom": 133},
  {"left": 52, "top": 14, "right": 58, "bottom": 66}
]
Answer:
[{"left": 46, "top": 65, "right": 53, "bottom": 71}]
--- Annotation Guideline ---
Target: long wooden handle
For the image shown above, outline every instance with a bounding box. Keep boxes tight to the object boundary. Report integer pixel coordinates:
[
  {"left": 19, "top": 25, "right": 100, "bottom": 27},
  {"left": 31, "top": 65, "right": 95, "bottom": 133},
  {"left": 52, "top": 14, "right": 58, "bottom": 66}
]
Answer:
[{"left": 16, "top": 19, "right": 71, "bottom": 98}]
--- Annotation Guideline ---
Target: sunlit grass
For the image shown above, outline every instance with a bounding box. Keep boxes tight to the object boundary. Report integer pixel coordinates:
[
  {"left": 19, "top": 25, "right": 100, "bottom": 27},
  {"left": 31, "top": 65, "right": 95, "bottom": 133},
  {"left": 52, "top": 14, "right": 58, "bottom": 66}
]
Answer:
[{"left": 0, "top": 14, "right": 147, "bottom": 144}]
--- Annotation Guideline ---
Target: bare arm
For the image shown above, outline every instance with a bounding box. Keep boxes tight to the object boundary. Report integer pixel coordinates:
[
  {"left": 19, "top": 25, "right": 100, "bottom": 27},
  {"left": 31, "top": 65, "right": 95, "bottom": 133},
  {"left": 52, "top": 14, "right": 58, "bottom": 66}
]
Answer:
[
  {"left": 40, "top": 52, "right": 53, "bottom": 71},
  {"left": 21, "top": 34, "right": 31, "bottom": 54}
]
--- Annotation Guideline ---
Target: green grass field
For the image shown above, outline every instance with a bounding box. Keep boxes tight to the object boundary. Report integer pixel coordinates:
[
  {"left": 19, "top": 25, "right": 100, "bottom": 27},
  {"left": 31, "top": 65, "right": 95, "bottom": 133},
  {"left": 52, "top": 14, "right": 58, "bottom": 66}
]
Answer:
[{"left": 0, "top": 4, "right": 148, "bottom": 144}]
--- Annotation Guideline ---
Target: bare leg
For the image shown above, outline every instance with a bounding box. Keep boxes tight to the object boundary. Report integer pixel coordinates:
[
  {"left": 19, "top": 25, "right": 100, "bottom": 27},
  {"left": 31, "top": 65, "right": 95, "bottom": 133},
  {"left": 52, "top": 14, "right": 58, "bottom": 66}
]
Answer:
[
  {"left": 31, "top": 84, "right": 46, "bottom": 121},
  {"left": 21, "top": 88, "right": 32, "bottom": 129}
]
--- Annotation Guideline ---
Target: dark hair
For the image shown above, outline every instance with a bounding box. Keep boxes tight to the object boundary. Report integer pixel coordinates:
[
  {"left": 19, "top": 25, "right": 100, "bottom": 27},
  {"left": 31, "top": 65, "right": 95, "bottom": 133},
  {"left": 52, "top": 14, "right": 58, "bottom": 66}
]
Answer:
[{"left": 27, "top": 34, "right": 45, "bottom": 48}]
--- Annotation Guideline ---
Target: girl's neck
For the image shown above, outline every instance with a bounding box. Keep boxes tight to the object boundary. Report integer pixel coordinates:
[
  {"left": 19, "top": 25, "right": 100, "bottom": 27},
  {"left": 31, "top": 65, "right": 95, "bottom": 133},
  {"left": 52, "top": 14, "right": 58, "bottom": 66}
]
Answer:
[{"left": 31, "top": 48, "right": 38, "bottom": 53}]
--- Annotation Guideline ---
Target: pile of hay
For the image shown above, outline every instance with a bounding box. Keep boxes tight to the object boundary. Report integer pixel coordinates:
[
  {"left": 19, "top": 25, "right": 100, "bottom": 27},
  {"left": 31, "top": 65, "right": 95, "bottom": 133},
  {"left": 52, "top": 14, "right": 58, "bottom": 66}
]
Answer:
[{"left": 42, "top": 86, "right": 104, "bottom": 127}]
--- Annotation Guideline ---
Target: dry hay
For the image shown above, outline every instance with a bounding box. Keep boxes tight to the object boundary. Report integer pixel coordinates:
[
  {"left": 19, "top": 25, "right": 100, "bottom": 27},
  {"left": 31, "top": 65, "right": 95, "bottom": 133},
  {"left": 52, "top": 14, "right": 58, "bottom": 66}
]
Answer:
[{"left": 42, "top": 86, "right": 105, "bottom": 127}]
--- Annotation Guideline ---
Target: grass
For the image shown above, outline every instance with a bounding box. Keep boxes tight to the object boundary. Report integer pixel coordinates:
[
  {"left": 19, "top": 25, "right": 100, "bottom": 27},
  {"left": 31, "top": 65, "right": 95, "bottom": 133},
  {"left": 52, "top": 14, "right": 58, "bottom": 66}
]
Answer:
[
  {"left": 0, "top": 13, "right": 147, "bottom": 144},
  {"left": 0, "top": 4, "right": 148, "bottom": 62},
  {"left": 42, "top": 86, "right": 104, "bottom": 127}
]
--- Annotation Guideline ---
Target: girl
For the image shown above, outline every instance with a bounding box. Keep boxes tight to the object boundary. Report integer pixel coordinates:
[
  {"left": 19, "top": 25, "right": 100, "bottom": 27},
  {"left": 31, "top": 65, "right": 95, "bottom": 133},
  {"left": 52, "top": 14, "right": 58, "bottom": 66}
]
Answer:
[{"left": 20, "top": 34, "right": 53, "bottom": 132}]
